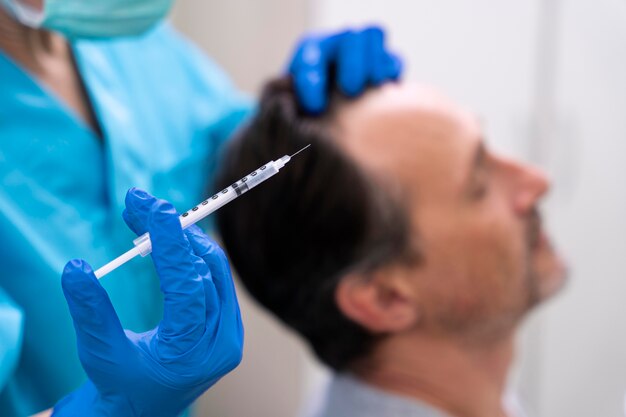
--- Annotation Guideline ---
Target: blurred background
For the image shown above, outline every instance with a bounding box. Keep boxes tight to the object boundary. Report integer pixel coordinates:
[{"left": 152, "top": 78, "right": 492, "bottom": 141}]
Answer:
[{"left": 171, "top": 1, "right": 626, "bottom": 416}]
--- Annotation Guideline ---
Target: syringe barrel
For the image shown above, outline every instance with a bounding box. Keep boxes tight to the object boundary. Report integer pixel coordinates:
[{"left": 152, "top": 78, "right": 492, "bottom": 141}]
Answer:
[
  {"left": 132, "top": 160, "right": 281, "bottom": 257},
  {"left": 243, "top": 160, "right": 281, "bottom": 189}
]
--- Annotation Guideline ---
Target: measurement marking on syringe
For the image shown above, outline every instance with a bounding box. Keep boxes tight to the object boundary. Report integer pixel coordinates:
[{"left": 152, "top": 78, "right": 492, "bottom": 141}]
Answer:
[{"left": 93, "top": 144, "right": 311, "bottom": 280}]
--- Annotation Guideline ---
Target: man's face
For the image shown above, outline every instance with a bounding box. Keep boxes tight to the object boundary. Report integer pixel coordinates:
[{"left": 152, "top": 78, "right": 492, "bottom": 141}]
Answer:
[{"left": 334, "top": 83, "right": 567, "bottom": 341}]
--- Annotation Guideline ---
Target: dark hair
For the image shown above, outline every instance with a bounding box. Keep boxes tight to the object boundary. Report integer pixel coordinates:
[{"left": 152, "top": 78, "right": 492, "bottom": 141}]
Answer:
[{"left": 214, "top": 77, "right": 416, "bottom": 371}]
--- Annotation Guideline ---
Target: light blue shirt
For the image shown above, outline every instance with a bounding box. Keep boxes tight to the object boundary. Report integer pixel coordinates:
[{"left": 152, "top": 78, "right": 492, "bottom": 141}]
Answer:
[
  {"left": 313, "top": 374, "right": 450, "bottom": 417},
  {"left": 0, "top": 23, "right": 252, "bottom": 416},
  {"left": 311, "top": 374, "right": 531, "bottom": 417}
]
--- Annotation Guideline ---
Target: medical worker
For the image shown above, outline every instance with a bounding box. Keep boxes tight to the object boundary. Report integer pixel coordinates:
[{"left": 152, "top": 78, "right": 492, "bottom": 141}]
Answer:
[{"left": 0, "top": 0, "right": 402, "bottom": 416}]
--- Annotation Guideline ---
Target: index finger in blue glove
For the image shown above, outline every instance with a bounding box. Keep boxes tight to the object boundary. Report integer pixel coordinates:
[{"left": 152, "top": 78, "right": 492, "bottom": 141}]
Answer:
[
  {"left": 122, "top": 187, "right": 151, "bottom": 236},
  {"left": 182, "top": 230, "right": 221, "bottom": 328},
  {"left": 184, "top": 226, "right": 240, "bottom": 320},
  {"left": 289, "top": 32, "right": 347, "bottom": 114},
  {"left": 125, "top": 190, "right": 208, "bottom": 356},
  {"left": 188, "top": 229, "right": 242, "bottom": 324},
  {"left": 336, "top": 30, "right": 368, "bottom": 97},
  {"left": 185, "top": 228, "right": 243, "bottom": 363},
  {"left": 363, "top": 26, "right": 388, "bottom": 85}
]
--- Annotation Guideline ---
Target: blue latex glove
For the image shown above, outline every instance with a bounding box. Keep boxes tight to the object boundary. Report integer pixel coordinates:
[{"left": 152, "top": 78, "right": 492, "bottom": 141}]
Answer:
[
  {"left": 53, "top": 188, "right": 244, "bottom": 417},
  {"left": 288, "top": 25, "right": 403, "bottom": 114}
]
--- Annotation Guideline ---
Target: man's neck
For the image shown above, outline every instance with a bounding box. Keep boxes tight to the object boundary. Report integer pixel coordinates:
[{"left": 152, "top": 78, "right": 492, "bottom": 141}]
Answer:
[{"left": 354, "top": 331, "right": 516, "bottom": 417}]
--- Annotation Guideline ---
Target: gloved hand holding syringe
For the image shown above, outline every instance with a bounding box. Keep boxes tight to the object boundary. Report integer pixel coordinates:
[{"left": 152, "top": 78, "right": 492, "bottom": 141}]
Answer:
[{"left": 94, "top": 144, "right": 310, "bottom": 279}]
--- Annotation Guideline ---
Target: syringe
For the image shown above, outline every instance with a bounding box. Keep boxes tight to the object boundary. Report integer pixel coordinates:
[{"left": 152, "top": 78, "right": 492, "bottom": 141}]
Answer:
[{"left": 94, "top": 145, "right": 310, "bottom": 279}]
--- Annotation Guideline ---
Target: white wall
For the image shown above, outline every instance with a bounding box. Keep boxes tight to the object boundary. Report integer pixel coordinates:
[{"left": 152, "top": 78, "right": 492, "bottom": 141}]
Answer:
[
  {"left": 537, "top": 1, "right": 626, "bottom": 416},
  {"left": 172, "top": 0, "right": 309, "bottom": 94}
]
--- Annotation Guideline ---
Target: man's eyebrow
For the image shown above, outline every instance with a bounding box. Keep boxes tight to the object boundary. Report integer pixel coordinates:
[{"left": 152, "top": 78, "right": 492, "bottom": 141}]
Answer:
[
  {"left": 471, "top": 141, "right": 487, "bottom": 172},
  {"left": 463, "top": 140, "right": 487, "bottom": 189},
  {"left": 461, "top": 141, "right": 487, "bottom": 191}
]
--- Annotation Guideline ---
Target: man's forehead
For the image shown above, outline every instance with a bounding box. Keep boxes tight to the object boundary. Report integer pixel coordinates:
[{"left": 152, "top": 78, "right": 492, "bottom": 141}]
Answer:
[
  {"left": 333, "top": 82, "right": 482, "bottom": 186},
  {"left": 338, "top": 82, "right": 472, "bottom": 125}
]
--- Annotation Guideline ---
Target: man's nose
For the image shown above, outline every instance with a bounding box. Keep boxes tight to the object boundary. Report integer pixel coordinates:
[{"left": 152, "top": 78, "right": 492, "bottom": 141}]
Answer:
[{"left": 511, "top": 161, "right": 550, "bottom": 213}]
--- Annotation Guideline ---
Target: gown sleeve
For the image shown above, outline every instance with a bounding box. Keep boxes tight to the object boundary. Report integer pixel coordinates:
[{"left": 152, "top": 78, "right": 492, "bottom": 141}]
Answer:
[{"left": 0, "top": 287, "right": 23, "bottom": 391}]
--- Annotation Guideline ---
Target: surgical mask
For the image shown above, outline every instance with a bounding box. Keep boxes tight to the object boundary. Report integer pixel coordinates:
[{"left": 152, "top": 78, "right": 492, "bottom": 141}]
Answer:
[{"left": 1, "top": 0, "right": 174, "bottom": 39}]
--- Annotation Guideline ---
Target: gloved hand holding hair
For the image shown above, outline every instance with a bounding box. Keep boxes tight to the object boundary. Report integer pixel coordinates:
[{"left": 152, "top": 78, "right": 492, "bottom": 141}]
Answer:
[
  {"left": 52, "top": 188, "right": 244, "bottom": 417},
  {"left": 288, "top": 25, "right": 403, "bottom": 114}
]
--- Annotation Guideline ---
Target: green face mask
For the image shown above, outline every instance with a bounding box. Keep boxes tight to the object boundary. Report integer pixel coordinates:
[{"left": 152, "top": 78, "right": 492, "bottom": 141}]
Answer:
[{"left": 1, "top": 0, "right": 175, "bottom": 39}]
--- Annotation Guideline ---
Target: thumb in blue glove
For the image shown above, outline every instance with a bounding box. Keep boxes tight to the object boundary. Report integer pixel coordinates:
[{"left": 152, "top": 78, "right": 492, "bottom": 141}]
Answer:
[
  {"left": 288, "top": 25, "right": 403, "bottom": 114},
  {"left": 53, "top": 188, "right": 244, "bottom": 417}
]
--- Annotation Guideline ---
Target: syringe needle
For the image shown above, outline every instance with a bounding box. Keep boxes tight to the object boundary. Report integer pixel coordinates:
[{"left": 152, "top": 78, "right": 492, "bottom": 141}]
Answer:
[{"left": 290, "top": 144, "right": 311, "bottom": 159}]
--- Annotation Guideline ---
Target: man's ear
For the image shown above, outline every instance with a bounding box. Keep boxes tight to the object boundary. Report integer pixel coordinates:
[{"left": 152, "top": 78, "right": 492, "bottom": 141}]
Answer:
[{"left": 335, "top": 270, "right": 419, "bottom": 333}]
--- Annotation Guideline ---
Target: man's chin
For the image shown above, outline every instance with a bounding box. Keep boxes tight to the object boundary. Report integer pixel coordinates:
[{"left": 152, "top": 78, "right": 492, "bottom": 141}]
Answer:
[{"left": 530, "top": 249, "right": 569, "bottom": 304}]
